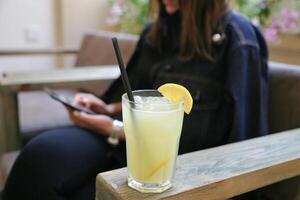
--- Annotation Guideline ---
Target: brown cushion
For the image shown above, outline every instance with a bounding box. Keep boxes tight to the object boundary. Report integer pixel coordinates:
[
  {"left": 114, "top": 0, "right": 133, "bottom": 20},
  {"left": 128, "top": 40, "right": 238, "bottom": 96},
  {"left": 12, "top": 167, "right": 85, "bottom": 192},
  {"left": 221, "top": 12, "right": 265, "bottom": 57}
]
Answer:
[
  {"left": 19, "top": 89, "right": 75, "bottom": 141},
  {"left": 269, "top": 63, "right": 300, "bottom": 133},
  {"left": 75, "top": 31, "right": 138, "bottom": 67}
]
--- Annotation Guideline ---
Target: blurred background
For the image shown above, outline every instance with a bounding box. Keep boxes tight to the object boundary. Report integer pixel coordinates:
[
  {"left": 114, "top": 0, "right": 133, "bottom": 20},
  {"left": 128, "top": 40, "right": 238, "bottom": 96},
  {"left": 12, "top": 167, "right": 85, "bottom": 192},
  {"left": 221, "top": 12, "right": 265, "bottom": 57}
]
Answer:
[
  {"left": 0, "top": 0, "right": 113, "bottom": 72},
  {"left": 0, "top": 0, "right": 299, "bottom": 73}
]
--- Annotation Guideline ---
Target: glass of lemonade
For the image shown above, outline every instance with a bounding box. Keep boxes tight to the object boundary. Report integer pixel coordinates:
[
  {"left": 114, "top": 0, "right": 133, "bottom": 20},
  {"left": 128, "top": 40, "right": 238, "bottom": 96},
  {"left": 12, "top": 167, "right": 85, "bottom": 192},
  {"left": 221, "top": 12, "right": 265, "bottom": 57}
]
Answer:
[{"left": 122, "top": 90, "right": 184, "bottom": 193}]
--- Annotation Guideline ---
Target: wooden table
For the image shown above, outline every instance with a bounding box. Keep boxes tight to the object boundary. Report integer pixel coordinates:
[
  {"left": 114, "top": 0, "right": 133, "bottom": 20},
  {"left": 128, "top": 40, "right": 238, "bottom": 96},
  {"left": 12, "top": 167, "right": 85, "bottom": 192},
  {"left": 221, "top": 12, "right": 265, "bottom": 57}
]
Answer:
[
  {"left": 96, "top": 129, "right": 300, "bottom": 199},
  {"left": 0, "top": 65, "right": 119, "bottom": 154}
]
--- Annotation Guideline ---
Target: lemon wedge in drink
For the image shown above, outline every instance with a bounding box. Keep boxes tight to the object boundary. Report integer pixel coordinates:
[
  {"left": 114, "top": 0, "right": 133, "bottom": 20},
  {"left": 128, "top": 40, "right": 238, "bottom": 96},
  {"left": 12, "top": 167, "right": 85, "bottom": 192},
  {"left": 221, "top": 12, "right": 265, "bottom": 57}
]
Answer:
[
  {"left": 158, "top": 83, "right": 193, "bottom": 114},
  {"left": 147, "top": 159, "right": 169, "bottom": 178}
]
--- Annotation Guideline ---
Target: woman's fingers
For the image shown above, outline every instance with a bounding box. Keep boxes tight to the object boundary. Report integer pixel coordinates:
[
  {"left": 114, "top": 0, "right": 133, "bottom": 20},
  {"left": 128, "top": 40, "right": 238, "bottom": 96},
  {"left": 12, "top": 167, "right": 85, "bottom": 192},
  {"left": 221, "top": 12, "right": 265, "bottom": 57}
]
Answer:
[
  {"left": 69, "top": 111, "right": 113, "bottom": 136},
  {"left": 73, "top": 93, "right": 99, "bottom": 110},
  {"left": 73, "top": 94, "right": 88, "bottom": 107},
  {"left": 72, "top": 111, "right": 86, "bottom": 127},
  {"left": 72, "top": 112, "right": 96, "bottom": 127},
  {"left": 73, "top": 93, "right": 109, "bottom": 114}
]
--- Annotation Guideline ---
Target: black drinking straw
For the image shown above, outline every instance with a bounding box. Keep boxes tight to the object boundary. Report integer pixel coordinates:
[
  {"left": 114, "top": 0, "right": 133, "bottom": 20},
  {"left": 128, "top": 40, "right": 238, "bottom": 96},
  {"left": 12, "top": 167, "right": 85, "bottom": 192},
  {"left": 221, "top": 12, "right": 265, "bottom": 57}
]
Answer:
[{"left": 112, "top": 37, "right": 135, "bottom": 102}]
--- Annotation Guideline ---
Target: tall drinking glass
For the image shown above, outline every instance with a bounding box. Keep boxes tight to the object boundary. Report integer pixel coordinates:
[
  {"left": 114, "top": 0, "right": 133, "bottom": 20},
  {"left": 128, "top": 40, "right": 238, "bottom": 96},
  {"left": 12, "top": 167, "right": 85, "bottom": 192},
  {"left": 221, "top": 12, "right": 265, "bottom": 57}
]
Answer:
[{"left": 122, "top": 90, "right": 184, "bottom": 193}]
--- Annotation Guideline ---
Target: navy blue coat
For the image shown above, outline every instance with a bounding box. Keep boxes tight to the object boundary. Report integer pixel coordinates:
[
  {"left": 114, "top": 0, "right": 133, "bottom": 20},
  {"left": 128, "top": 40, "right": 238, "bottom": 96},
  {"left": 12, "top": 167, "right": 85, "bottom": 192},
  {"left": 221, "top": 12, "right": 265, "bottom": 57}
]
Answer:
[{"left": 103, "top": 11, "right": 269, "bottom": 154}]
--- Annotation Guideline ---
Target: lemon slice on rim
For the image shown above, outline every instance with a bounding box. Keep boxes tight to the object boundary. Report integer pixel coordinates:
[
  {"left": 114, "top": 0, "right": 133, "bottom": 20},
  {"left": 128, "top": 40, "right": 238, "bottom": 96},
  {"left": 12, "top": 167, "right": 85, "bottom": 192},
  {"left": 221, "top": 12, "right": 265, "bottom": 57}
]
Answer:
[{"left": 158, "top": 83, "right": 193, "bottom": 114}]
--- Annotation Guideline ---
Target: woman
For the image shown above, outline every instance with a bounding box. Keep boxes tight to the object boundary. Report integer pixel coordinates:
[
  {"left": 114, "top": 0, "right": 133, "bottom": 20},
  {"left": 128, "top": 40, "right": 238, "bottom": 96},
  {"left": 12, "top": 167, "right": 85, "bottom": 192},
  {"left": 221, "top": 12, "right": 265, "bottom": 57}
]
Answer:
[{"left": 3, "top": 0, "right": 268, "bottom": 199}]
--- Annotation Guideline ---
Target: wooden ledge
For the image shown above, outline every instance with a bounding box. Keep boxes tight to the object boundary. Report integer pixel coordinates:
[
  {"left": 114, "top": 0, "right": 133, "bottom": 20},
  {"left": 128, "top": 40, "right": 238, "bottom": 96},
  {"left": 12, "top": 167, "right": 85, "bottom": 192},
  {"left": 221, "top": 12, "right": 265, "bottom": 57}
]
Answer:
[
  {"left": 0, "top": 65, "right": 119, "bottom": 91},
  {"left": 96, "top": 129, "right": 300, "bottom": 200},
  {"left": 0, "top": 47, "right": 78, "bottom": 56}
]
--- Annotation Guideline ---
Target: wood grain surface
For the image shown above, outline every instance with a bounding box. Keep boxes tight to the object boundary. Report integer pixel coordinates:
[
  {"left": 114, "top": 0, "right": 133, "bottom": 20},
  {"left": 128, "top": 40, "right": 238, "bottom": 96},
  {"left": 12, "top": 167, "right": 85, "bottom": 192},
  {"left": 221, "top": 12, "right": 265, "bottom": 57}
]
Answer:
[
  {"left": 0, "top": 65, "right": 119, "bottom": 89},
  {"left": 96, "top": 129, "right": 300, "bottom": 200}
]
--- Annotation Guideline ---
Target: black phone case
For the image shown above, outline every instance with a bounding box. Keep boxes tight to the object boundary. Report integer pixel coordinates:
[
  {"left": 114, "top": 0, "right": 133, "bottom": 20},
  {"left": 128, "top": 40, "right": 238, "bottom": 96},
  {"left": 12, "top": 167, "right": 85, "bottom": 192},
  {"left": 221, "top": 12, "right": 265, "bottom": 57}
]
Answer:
[{"left": 44, "top": 88, "right": 96, "bottom": 115}]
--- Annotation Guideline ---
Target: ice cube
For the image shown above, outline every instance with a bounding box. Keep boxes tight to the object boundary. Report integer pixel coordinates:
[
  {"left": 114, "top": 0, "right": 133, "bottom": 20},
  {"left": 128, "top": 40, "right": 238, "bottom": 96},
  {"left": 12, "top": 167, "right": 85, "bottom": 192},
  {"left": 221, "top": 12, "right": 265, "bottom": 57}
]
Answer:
[
  {"left": 133, "top": 96, "right": 143, "bottom": 104},
  {"left": 132, "top": 96, "right": 175, "bottom": 111}
]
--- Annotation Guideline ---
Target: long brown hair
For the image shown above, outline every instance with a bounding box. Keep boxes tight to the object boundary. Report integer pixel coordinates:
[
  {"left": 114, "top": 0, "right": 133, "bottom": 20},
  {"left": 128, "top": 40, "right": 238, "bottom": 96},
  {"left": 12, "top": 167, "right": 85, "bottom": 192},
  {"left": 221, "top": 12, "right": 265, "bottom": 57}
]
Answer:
[{"left": 148, "top": 0, "right": 229, "bottom": 61}]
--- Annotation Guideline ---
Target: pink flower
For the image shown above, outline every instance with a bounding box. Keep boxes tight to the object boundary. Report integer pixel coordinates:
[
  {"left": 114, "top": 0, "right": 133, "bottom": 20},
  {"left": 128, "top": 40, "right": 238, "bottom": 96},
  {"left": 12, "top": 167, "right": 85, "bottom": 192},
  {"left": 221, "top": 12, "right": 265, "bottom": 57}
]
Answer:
[
  {"left": 280, "top": 8, "right": 299, "bottom": 32},
  {"left": 264, "top": 7, "right": 300, "bottom": 43},
  {"left": 264, "top": 27, "right": 280, "bottom": 43}
]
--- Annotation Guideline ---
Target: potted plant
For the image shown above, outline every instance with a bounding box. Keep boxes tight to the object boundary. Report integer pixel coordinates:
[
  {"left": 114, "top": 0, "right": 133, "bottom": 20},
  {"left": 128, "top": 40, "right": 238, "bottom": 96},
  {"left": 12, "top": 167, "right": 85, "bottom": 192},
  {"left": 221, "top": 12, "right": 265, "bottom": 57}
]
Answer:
[{"left": 106, "top": 0, "right": 149, "bottom": 34}]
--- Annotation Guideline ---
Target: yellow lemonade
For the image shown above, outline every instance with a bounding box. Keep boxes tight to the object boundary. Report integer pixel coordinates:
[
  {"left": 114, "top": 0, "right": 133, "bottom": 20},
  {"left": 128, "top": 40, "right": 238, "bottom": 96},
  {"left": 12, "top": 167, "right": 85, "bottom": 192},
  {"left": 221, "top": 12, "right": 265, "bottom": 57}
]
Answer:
[{"left": 122, "top": 90, "right": 184, "bottom": 193}]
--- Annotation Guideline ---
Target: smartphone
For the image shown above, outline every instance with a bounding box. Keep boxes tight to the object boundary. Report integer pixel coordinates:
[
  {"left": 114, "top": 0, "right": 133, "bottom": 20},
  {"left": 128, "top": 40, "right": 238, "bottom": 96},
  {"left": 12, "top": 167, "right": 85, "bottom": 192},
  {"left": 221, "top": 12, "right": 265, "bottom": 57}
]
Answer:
[{"left": 44, "top": 88, "right": 96, "bottom": 115}]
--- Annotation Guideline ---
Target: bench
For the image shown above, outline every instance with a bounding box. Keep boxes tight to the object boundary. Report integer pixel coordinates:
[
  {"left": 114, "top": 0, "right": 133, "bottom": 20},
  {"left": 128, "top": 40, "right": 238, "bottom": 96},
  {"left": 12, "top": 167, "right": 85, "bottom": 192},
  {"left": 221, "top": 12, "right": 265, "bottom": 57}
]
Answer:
[
  {"left": 0, "top": 30, "right": 138, "bottom": 151},
  {"left": 96, "top": 129, "right": 300, "bottom": 199},
  {"left": 0, "top": 30, "right": 138, "bottom": 190}
]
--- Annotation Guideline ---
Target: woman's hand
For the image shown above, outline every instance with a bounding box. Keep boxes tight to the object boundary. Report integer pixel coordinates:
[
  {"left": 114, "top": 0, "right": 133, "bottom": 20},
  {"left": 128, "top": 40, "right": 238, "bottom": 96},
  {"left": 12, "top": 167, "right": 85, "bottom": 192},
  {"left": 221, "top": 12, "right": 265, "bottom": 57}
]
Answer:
[
  {"left": 67, "top": 108, "right": 113, "bottom": 137},
  {"left": 73, "top": 93, "right": 114, "bottom": 115}
]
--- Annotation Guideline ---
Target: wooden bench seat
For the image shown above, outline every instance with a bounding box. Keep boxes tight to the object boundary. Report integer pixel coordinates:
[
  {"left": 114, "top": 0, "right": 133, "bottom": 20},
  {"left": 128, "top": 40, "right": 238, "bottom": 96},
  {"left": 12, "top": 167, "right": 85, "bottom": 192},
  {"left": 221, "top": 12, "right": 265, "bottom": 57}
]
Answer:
[{"left": 96, "top": 129, "right": 300, "bottom": 200}]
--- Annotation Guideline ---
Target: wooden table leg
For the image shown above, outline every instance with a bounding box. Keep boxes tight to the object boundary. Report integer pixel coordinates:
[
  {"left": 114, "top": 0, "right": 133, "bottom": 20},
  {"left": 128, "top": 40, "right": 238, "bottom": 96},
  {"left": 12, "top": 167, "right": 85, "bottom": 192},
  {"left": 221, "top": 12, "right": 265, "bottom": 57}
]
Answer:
[{"left": 0, "top": 91, "right": 21, "bottom": 156}]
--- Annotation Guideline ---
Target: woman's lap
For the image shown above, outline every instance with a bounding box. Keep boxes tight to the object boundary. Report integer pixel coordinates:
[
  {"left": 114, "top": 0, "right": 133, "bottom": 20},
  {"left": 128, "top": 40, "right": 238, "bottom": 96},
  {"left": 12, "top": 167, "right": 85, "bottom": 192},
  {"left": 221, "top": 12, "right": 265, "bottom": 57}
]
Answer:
[{"left": 3, "top": 126, "right": 125, "bottom": 200}]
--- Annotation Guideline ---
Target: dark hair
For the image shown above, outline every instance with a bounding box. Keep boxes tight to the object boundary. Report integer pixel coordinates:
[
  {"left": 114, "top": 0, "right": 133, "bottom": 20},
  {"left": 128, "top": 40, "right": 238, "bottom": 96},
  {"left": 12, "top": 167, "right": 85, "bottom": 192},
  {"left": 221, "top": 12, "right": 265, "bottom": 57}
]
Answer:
[{"left": 148, "top": 0, "right": 229, "bottom": 60}]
